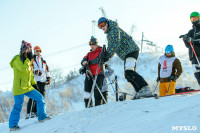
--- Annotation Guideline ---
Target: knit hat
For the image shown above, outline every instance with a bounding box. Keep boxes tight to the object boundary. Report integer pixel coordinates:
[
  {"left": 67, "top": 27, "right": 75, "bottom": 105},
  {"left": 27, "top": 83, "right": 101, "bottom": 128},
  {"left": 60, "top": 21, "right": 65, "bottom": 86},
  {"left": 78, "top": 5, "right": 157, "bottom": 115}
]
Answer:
[
  {"left": 165, "top": 45, "right": 174, "bottom": 54},
  {"left": 89, "top": 36, "right": 98, "bottom": 45},
  {"left": 20, "top": 40, "right": 32, "bottom": 53}
]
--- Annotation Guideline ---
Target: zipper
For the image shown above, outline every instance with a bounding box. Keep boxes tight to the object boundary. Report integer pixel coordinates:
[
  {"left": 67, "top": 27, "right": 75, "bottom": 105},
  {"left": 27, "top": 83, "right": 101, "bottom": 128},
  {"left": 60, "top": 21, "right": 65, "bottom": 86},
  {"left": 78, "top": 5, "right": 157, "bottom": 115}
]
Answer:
[{"left": 20, "top": 79, "right": 21, "bottom": 85}]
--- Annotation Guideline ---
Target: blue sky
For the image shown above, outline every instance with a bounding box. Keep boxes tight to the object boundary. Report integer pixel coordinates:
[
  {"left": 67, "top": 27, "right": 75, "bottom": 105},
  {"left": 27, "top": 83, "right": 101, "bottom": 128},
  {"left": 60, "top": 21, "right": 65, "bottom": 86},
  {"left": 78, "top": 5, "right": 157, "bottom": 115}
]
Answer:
[{"left": 0, "top": 0, "right": 199, "bottom": 91}]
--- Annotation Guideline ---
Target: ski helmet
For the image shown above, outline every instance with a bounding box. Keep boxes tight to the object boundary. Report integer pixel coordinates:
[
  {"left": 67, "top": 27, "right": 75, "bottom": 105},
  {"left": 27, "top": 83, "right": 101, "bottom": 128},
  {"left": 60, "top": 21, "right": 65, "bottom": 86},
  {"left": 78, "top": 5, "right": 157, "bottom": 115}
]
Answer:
[
  {"left": 98, "top": 17, "right": 108, "bottom": 25},
  {"left": 89, "top": 36, "right": 98, "bottom": 45},
  {"left": 34, "top": 46, "right": 42, "bottom": 53},
  {"left": 190, "top": 11, "right": 200, "bottom": 19},
  {"left": 20, "top": 40, "right": 32, "bottom": 53},
  {"left": 165, "top": 45, "right": 174, "bottom": 54}
]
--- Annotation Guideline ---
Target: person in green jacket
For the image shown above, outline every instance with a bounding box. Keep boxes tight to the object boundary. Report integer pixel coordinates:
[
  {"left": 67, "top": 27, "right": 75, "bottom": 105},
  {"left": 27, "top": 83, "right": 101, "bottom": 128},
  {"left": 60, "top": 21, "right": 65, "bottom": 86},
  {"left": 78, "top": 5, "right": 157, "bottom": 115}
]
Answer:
[
  {"left": 9, "top": 40, "right": 50, "bottom": 131},
  {"left": 98, "top": 17, "right": 153, "bottom": 98}
]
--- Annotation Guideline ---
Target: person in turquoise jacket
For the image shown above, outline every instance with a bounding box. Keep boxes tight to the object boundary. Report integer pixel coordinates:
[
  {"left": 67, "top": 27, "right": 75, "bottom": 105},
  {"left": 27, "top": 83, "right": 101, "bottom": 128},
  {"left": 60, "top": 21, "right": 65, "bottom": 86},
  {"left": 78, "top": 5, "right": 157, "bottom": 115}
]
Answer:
[
  {"left": 98, "top": 17, "right": 153, "bottom": 98},
  {"left": 9, "top": 40, "right": 50, "bottom": 131}
]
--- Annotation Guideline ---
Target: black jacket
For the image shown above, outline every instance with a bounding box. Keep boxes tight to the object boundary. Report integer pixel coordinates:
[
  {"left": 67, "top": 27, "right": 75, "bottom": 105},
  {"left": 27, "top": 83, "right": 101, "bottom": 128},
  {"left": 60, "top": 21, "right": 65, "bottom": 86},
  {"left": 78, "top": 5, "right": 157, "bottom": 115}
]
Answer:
[{"left": 184, "top": 23, "right": 200, "bottom": 60}]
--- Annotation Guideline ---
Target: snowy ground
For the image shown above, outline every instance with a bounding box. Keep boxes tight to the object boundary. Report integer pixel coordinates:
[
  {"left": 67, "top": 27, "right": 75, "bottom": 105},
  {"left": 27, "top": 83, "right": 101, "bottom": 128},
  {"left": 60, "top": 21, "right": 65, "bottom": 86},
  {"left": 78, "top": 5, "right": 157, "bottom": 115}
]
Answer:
[
  {"left": 0, "top": 93, "right": 199, "bottom": 133},
  {"left": 1, "top": 45, "right": 200, "bottom": 132}
]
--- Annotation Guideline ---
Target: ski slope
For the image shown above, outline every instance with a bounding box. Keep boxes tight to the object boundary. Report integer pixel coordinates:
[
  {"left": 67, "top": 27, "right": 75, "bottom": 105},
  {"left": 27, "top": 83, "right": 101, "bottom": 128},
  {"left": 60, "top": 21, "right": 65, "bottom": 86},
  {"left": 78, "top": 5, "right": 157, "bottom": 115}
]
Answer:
[{"left": 0, "top": 93, "right": 199, "bottom": 133}]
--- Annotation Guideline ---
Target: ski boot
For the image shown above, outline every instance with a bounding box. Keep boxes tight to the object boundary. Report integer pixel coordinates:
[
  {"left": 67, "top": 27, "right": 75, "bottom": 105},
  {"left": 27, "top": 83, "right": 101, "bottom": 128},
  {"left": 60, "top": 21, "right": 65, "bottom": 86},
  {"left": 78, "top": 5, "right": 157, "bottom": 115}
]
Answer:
[
  {"left": 39, "top": 116, "right": 51, "bottom": 123},
  {"left": 10, "top": 126, "right": 20, "bottom": 131},
  {"left": 25, "top": 114, "right": 30, "bottom": 119},
  {"left": 134, "top": 86, "right": 153, "bottom": 99}
]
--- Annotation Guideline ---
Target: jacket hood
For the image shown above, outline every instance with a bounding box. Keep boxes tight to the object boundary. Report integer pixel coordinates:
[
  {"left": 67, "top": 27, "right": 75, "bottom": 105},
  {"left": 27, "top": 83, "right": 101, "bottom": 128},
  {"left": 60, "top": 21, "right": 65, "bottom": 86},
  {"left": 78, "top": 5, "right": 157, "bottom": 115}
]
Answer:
[
  {"left": 105, "top": 20, "right": 119, "bottom": 33},
  {"left": 10, "top": 54, "right": 20, "bottom": 68}
]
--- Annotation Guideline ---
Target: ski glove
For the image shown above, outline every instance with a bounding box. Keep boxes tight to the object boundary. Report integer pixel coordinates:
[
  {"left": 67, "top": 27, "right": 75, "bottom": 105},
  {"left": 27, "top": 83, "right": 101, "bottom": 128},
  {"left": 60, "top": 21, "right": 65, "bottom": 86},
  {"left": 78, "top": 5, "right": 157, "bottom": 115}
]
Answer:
[
  {"left": 32, "top": 84, "right": 40, "bottom": 91},
  {"left": 179, "top": 35, "right": 192, "bottom": 43},
  {"left": 46, "top": 77, "right": 51, "bottom": 85},
  {"left": 27, "top": 51, "right": 33, "bottom": 61},
  {"left": 35, "top": 70, "right": 42, "bottom": 76},
  {"left": 169, "top": 75, "right": 178, "bottom": 81},
  {"left": 79, "top": 66, "right": 86, "bottom": 75},
  {"left": 156, "top": 77, "right": 160, "bottom": 82}
]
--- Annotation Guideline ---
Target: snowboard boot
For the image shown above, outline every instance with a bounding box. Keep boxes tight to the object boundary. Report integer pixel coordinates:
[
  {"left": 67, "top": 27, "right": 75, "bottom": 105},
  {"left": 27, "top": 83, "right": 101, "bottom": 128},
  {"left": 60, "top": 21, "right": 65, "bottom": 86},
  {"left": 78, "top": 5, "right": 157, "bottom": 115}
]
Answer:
[
  {"left": 10, "top": 126, "right": 20, "bottom": 131},
  {"left": 25, "top": 113, "right": 30, "bottom": 119},
  {"left": 39, "top": 116, "right": 51, "bottom": 123},
  {"left": 84, "top": 99, "right": 93, "bottom": 108},
  {"left": 135, "top": 86, "right": 153, "bottom": 98}
]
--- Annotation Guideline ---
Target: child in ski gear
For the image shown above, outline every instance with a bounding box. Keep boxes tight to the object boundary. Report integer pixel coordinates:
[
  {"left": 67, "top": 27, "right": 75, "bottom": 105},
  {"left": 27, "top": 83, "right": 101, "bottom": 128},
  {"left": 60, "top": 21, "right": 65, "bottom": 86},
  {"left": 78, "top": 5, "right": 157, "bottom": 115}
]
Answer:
[
  {"left": 101, "top": 64, "right": 114, "bottom": 104},
  {"left": 157, "top": 45, "right": 183, "bottom": 96},
  {"left": 180, "top": 11, "right": 200, "bottom": 85},
  {"left": 9, "top": 40, "right": 49, "bottom": 131},
  {"left": 26, "top": 46, "right": 51, "bottom": 118},
  {"left": 81, "top": 36, "right": 105, "bottom": 107},
  {"left": 97, "top": 17, "right": 152, "bottom": 98}
]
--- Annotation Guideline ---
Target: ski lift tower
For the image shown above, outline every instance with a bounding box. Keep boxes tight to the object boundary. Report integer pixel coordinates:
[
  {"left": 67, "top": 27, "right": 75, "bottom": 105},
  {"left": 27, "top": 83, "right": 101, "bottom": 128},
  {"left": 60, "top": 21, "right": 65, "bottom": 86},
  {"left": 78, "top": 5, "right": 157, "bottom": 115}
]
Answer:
[
  {"left": 99, "top": 7, "right": 107, "bottom": 18},
  {"left": 91, "top": 20, "right": 96, "bottom": 37},
  {"left": 129, "top": 24, "right": 136, "bottom": 37}
]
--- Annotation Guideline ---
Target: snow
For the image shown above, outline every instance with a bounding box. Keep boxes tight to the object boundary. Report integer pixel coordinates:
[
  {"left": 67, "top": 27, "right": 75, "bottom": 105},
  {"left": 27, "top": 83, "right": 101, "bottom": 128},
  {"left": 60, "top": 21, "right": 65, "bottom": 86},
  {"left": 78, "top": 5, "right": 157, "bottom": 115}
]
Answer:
[
  {"left": 0, "top": 93, "right": 199, "bottom": 133},
  {"left": 1, "top": 45, "right": 200, "bottom": 132}
]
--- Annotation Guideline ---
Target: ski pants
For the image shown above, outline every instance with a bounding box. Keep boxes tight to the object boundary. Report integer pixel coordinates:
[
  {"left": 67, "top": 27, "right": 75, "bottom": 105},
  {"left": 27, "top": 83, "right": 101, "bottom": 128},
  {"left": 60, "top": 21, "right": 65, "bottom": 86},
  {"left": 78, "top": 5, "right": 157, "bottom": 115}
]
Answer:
[
  {"left": 9, "top": 89, "right": 47, "bottom": 128},
  {"left": 159, "top": 81, "right": 176, "bottom": 96},
  {"left": 84, "top": 74, "right": 104, "bottom": 106},
  {"left": 191, "top": 57, "right": 200, "bottom": 85},
  {"left": 27, "top": 82, "right": 46, "bottom": 114},
  {"left": 124, "top": 51, "right": 148, "bottom": 92}
]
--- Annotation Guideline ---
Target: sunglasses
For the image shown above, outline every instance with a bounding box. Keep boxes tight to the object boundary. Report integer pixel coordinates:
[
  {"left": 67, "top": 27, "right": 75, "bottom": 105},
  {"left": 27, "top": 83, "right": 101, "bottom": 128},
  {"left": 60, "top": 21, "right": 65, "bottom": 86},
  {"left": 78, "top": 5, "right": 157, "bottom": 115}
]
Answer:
[
  {"left": 98, "top": 22, "right": 106, "bottom": 29},
  {"left": 190, "top": 16, "right": 199, "bottom": 22}
]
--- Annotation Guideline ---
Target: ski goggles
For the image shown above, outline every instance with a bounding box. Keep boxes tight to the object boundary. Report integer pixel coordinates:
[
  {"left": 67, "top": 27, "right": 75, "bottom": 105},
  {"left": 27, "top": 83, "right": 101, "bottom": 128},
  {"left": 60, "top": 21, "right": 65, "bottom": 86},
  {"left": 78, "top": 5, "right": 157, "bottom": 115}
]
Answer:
[
  {"left": 34, "top": 50, "right": 41, "bottom": 53},
  {"left": 165, "top": 51, "right": 172, "bottom": 54},
  {"left": 89, "top": 41, "right": 96, "bottom": 45},
  {"left": 25, "top": 43, "right": 32, "bottom": 48},
  {"left": 98, "top": 21, "right": 106, "bottom": 29},
  {"left": 190, "top": 16, "right": 199, "bottom": 22}
]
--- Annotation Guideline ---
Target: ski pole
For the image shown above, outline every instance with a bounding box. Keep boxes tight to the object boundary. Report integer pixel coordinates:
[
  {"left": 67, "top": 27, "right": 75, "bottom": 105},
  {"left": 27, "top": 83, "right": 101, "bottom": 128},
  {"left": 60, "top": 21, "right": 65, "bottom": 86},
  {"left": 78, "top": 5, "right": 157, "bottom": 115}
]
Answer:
[
  {"left": 180, "top": 35, "right": 200, "bottom": 66},
  {"left": 189, "top": 41, "right": 200, "bottom": 66},
  {"left": 167, "top": 80, "right": 172, "bottom": 95},
  {"left": 153, "top": 81, "right": 160, "bottom": 93},
  {"left": 86, "top": 65, "right": 107, "bottom": 107},
  {"left": 30, "top": 99, "right": 34, "bottom": 117}
]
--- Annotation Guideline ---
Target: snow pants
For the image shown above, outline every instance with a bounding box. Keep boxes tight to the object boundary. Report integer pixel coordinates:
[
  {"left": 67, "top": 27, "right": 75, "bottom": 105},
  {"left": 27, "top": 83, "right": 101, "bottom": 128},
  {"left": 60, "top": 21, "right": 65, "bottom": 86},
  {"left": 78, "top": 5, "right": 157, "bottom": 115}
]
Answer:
[
  {"left": 124, "top": 51, "right": 148, "bottom": 92},
  {"left": 159, "top": 81, "right": 176, "bottom": 96},
  {"left": 191, "top": 57, "right": 200, "bottom": 85},
  {"left": 84, "top": 74, "right": 104, "bottom": 107},
  {"left": 27, "top": 82, "right": 46, "bottom": 114},
  {"left": 9, "top": 89, "right": 47, "bottom": 128}
]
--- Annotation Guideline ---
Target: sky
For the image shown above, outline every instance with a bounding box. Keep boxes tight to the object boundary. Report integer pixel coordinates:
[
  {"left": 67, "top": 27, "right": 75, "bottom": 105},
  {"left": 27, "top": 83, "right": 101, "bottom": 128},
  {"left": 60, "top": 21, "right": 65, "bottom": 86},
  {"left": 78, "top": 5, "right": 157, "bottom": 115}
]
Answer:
[{"left": 0, "top": 0, "right": 200, "bottom": 91}]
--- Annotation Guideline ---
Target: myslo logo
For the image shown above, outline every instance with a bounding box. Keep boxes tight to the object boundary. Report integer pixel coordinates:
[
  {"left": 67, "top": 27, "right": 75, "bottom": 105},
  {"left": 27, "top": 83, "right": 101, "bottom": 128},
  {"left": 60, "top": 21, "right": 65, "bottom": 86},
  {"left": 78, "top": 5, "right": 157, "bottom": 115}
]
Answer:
[{"left": 172, "top": 126, "right": 197, "bottom": 131}]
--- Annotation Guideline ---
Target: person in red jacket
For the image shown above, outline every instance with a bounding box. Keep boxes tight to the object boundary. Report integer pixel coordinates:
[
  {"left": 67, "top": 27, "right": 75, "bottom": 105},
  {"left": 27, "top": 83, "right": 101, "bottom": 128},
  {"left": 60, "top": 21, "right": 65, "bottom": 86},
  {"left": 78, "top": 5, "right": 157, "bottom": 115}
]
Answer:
[{"left": 81, "top": 36, "right": 105, "bottom": 107}]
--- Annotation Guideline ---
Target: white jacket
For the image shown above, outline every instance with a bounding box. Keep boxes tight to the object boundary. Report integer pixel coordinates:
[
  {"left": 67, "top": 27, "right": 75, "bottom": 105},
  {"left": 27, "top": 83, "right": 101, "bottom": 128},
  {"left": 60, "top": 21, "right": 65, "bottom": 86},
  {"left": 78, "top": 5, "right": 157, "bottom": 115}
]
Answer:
[{"left": 33, "top": 55, "right": 50, "bottom": 83}]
